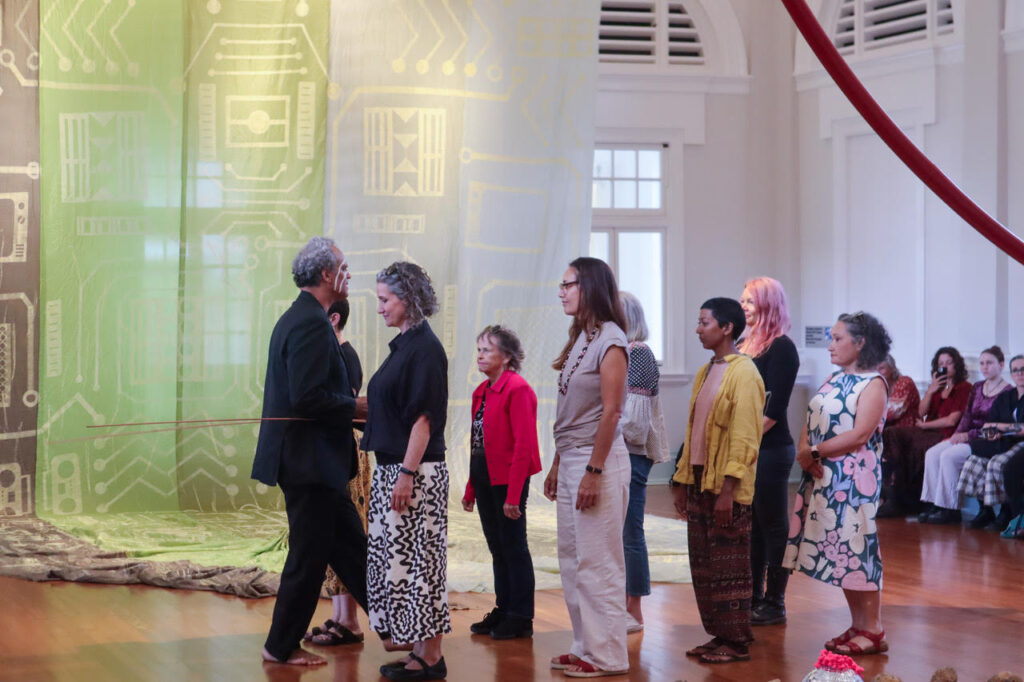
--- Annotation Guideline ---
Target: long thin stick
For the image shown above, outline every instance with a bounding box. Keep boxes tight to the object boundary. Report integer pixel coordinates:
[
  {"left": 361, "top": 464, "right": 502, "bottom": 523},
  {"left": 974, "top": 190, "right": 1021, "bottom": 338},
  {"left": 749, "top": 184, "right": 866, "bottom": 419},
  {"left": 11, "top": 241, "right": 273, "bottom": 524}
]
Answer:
[
  {"left": 86, "top": 417, "right": 309, "bottom": 429},
  {"left": 49, "top": 420, "right": 265, "bottom": 446}
]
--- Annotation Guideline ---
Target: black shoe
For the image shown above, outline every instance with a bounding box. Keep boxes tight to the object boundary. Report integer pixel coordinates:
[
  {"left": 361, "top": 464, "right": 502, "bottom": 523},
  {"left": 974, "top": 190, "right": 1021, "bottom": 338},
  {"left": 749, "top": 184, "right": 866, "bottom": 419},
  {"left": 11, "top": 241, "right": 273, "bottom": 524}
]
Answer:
[
  {"left": 916, "top": 503, "right": 935, "bottom": 523},
  {"left": 876, "top": 500, "right": 904, "bottom": 518},
  {"left": 987, "top": 506, "right": 1012, "bottom": 532},
  {"left": 490, "top": 616, "right": 533, "bottom": 640},
  {"left": 751, "top": 600, "right": 786, "bottom": 626},
  {"left": 924, "top": 508, "right": 961, "bottom": 524},
  {"left": 969, "top": 506, "right": 996, "bottom": 529},
  {"left": 381, "top": 654, "right": 447, "bottom": 680},
  {"left": 469, "top": 608, "right": 503, "bottom": 635}
]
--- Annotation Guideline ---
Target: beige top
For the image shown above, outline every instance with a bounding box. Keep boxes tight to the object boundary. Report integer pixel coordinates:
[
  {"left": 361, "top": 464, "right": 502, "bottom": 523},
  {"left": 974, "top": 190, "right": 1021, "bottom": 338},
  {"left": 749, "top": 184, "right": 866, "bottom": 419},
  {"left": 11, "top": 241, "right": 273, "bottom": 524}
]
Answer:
[
  {"left": 688, "top": 360, "right": 727, "bottom": 466},
  {"left": 553, "top": 322, "right": 628, "bottom": 452}
]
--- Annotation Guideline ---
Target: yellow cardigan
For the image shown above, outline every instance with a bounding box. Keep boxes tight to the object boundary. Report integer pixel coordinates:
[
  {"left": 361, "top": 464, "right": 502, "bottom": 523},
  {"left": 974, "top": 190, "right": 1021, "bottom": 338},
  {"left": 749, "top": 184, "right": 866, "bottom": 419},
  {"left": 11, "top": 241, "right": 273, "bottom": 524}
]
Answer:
[{"left": 672, "top": 354, "right": 765, "bottom": 505}]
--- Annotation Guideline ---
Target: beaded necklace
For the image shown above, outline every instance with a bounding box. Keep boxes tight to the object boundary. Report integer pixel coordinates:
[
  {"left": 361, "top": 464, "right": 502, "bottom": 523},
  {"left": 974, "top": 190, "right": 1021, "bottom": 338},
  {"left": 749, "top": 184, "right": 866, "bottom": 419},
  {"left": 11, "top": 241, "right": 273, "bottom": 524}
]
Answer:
[{"left": 558, "top": 327, "right": 599, "bottom": 396}]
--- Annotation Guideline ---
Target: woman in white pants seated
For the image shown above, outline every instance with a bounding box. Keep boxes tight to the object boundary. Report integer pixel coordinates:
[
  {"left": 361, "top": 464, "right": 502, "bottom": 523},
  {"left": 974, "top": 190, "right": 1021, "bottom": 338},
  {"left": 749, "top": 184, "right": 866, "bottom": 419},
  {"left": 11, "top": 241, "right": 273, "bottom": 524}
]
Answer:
[{"left": 920, "top": 346, "right": 1011, "bottom": 524}]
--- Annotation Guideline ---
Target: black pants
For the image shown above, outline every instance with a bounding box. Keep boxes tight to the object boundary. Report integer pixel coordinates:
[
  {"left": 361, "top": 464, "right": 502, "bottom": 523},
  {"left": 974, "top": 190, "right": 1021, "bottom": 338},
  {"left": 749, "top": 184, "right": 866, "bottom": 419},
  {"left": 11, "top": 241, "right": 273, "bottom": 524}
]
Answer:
[
  {"left": 469, "top": 455, "right": 535, "bottom": 620},
  {"left": 751, "top": 444, "right": 796, "bottom": 589},
  {"left": 264, "top": 484, "right": 368, "bottom": 661},
  {"left": 1004, "top": 448, "right": 1024, "bottom": 518}
]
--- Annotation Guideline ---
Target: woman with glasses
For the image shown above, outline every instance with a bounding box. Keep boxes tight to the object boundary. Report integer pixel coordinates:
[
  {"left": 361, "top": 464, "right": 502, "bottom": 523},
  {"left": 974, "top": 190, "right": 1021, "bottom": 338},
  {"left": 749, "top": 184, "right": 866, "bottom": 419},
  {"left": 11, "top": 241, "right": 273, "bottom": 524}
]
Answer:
[
  {"left": 545, "top": 257, "right": 630, "bottom": 678},
  {"left": 785, "top": 312, "right": 891, "bottom": 656},
  {"left": 360, "top": 262, "right": 450, "bottom": 681},
  {"left": 957, "top": 354, "right": 1024, "bottom": 532}
]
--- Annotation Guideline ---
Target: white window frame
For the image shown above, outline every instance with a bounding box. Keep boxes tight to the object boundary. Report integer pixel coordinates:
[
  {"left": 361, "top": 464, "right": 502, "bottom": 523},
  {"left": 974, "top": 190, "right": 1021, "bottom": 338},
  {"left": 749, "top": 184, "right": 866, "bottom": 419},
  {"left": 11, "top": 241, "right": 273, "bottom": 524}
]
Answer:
[{"left": 592, "top": 143, "right": 668, "bottom": 216}]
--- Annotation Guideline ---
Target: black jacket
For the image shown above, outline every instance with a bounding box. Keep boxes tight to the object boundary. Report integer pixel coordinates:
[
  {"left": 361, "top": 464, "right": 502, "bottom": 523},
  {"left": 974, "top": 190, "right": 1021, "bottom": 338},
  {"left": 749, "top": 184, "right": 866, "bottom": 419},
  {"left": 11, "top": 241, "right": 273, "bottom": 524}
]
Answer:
[{"left": 251, "top": 291, "right": 356, "bottom": 490}]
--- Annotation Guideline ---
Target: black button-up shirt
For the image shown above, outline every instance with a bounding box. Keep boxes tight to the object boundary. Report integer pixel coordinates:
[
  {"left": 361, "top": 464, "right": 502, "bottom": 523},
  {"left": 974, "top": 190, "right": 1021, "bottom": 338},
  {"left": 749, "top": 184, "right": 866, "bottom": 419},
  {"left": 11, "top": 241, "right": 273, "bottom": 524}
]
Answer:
[{"left": 362, "top": 321, "right": 448, "bottom": 464}]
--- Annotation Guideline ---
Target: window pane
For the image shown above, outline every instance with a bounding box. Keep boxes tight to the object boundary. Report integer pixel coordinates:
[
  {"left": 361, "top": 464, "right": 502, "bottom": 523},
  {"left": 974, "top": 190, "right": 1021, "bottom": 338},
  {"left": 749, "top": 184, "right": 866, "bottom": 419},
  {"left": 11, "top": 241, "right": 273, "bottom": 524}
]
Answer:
[
  {"left": 589, "top": 231, "right": 610, "bottom": 263},
  {"left": 593, "top": 149, "right": 612, "bottom": 178},
  {"left": 637, "top": 150, "right": 661, "bottom": 179},
  {"left": 613, "top": 149, "right": 636, "bottom": 178},
  {"left": 613, "top": 180, "right": 636, "bottom": 209},
  {"left": 637, "top": 180, "right": 661, "bottom": 209},
  {"left": 592, "top": 180, "right": 612, "bottom": 209},
  {"left": 617, "top": 232, "right": 663, "bottom": 361}
]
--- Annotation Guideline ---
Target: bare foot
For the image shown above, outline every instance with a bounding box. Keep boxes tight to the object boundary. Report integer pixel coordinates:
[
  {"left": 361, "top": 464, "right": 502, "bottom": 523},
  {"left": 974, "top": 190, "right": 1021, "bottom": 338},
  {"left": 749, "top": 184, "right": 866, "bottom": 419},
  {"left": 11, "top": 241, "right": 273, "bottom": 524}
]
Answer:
[
  {"left": 381, "top": 638, "right": 414, "bottom": 652},
  {"left": 261, "top": 647, "right": 327, "bottom": 666}
]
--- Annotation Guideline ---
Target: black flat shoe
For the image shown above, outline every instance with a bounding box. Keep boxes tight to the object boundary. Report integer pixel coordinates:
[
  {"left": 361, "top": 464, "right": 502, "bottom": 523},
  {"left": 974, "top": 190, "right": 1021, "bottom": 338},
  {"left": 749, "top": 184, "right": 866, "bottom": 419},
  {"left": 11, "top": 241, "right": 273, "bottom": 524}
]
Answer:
[
  {"left": 925, "top": 508, "right": 961, "bottom": 524},
  {"left": 987, "top": 507, "right": 1012, "bottom": 532},
  {"left": 916, "top": 504, "right": 935, "bottom": 523},
  {"left": 470, "top": 608, "right": 503, "bottom": 635},
  {"left": 751, "top": 601, "right": 786, "bottom": 626},
  {"left": 381, "top": 653, "right": 447, "bottom": 680},
  {"left": 875, "top": 500, "right": 904, "bottom": 518},
  {"left": 490, "top": 616, "right": 533, "bottom": 640},
  {"left": 969, "top": 506, "right": 996, "bottom": 529}
]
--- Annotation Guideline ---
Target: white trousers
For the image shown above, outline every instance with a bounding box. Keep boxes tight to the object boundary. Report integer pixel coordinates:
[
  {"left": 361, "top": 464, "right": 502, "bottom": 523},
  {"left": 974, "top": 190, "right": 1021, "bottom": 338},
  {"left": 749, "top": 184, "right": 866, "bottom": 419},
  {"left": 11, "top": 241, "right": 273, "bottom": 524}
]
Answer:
[
  {"left": 556, "top": 439, "right": 630, "bottom": 672},
  {"left": 920, "top": 440, "right": 972, "bottom": 510}
]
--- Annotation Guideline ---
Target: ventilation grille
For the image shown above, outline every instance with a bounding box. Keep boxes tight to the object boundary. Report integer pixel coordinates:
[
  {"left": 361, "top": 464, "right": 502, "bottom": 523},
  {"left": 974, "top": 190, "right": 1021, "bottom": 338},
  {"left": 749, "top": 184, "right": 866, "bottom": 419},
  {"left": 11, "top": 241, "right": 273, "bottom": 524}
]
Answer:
[
  {"left": 834, "top": 0, "right": 955, "bottom": 55},
  {"left": 599, "top": 0, "right": 704, "bottom": 67}
]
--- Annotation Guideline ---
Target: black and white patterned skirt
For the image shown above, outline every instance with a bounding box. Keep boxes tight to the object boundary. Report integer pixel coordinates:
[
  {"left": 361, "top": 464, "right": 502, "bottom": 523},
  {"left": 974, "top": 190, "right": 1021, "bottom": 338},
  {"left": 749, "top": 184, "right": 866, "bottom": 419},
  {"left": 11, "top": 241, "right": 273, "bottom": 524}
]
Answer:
[{"left": 367, "top": 461, "right": 451, "bottom": 644}]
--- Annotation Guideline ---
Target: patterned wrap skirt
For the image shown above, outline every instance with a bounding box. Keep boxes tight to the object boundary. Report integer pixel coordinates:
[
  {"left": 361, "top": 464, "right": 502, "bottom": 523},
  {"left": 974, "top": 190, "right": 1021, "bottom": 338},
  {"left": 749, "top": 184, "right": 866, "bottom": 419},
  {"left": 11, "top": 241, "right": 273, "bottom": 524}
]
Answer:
[
  {"left": 958, "top": 442, "right": 1024, "bottom": 507},
  {"left": 367, "top": 461, "right": 451, "bottom": 644},
  {"left": 324, "top": 434, "right": 372, "bottom": 596}
]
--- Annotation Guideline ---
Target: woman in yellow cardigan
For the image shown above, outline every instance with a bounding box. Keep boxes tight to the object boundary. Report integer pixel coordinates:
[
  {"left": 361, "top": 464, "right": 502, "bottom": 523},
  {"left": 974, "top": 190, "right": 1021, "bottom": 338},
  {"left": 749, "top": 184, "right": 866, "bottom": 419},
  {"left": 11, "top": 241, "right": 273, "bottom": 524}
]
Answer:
[{"left": 671, "top": 297, "right": 765, "bottom": 665}]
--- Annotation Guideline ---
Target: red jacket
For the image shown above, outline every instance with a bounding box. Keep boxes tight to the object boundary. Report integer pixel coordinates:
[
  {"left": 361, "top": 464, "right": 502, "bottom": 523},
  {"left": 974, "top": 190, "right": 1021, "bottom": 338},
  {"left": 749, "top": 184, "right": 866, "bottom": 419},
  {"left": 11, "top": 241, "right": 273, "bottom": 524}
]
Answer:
[{"left": 462, "top": 370, "right": 542, "bottom": 506}]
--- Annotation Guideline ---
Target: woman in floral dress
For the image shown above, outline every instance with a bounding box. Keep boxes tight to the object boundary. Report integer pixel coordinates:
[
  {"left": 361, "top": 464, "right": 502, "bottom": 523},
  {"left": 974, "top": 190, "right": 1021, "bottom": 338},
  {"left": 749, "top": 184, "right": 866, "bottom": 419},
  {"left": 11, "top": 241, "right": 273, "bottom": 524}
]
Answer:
[{"left": 784, "top": 312, "right": 891, "bottom": 656}]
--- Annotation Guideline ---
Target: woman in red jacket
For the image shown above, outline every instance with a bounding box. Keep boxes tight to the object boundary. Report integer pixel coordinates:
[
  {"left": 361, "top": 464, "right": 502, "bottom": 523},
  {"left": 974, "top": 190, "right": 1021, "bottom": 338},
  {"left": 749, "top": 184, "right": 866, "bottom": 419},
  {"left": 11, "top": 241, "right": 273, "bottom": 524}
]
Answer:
[{"left": 462, "top": 325, "right": 542, "bottom": 640}]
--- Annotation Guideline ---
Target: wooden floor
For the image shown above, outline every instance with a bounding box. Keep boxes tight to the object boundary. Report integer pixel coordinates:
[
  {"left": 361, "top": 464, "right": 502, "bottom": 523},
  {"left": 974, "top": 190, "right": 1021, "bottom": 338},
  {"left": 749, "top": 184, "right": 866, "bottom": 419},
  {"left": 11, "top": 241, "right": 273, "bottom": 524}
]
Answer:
[{"left": 2, "top": 488, "right": 1022, "bottom": 682}]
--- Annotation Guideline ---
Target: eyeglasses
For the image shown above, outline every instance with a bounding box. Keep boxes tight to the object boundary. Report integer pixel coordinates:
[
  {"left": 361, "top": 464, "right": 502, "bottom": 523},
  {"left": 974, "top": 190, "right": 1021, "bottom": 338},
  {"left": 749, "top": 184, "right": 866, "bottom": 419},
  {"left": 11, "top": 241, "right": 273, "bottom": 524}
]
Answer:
[
  {"left": 558, "top": 280, "right": 579, "bottom": 292},
  {"left": 1011, "top": 367, "right": 1024, "bottom": 375}
]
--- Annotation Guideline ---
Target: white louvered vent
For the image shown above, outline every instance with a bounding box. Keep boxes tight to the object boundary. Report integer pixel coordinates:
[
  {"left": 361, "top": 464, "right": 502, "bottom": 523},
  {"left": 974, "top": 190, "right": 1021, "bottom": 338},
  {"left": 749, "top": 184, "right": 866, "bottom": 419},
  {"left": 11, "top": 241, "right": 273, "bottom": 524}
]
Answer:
[
  {"left": 834, "top": 0, "right": 956, "bottom": 56},
  {"left": 599, "top": 0, "right": 704, "bottom": 67}
]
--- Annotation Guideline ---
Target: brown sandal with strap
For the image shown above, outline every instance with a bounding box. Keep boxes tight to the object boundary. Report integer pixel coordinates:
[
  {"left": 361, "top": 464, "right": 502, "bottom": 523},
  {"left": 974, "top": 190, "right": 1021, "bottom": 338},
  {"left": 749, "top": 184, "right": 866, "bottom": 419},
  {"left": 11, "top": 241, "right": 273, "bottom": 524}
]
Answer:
[
  {"left": 824, "top": 626, "right": 857, "bottom": 651},
  {"left": 698, "top": 644, "right": 751, "bottom": 664},
  {"left": 833, "top": 628, "right": 889, "bottom": 655},
  {"left": 685, "top": 637, "right": 723, "bottom": 657}
]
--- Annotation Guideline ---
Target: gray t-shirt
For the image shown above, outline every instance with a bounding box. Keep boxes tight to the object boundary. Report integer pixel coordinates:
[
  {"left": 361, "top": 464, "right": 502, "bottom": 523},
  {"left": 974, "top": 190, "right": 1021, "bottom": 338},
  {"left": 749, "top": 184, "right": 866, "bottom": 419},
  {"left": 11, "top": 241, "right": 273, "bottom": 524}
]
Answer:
[{"left": 553, "top": 322, "right": 628, "bottom": 452}]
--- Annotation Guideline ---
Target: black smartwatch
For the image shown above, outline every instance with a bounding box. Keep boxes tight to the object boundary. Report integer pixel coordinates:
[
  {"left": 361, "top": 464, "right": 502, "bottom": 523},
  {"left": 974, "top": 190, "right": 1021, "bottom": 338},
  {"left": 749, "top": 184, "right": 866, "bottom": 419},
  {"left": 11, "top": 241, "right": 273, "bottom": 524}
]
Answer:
[
  {"left": 585, "top": 464, "right": 603, "bottom": 475},
  {"left": 399, "top": 466, "right": 416, "bottom": 477}
]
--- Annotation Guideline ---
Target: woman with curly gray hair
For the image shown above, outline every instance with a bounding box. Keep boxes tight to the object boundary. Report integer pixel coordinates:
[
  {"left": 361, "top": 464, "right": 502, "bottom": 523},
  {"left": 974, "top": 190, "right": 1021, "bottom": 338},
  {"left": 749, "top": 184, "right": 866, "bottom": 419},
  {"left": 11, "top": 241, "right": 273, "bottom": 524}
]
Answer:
[{"left": 360, "top": 261, "right": 450, "bottom": 680}]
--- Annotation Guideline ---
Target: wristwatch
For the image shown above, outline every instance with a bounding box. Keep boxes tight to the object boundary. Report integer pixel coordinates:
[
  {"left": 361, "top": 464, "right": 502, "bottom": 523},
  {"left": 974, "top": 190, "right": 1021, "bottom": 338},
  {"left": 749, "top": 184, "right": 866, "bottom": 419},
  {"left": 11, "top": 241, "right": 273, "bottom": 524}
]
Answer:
[
  {"left": 811, "top": 445, "right": 821, "bottom": 462},
  {"left": 399, "top": 466, "right": 416, "bottom": 477},
  {"left": 585, "top": 464, "right": 603, "bottom": 475}
]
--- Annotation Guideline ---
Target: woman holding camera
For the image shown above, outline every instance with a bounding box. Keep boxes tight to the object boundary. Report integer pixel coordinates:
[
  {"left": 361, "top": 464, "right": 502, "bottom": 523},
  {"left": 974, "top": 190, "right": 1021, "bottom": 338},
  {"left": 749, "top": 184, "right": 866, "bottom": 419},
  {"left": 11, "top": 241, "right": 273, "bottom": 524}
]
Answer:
[{"left": 878, "top": 347, "right": 970, "bottom": 517}]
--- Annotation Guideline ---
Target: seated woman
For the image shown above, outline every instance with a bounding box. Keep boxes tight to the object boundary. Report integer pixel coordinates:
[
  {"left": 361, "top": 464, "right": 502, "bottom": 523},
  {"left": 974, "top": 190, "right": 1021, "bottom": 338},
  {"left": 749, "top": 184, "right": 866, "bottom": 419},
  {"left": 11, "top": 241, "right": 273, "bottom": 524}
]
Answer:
[
  {"left": 877, "top": 355, "right": 920, "bottom": 430},
  {"left": 919, "top": 347, "right": 1011, "bottom": 524},
  {"left": 1001, "top": 444, "right": 1024, "bottom": 537},
  {"left": 957, "top": 354, "right": 1024, "bottom": 532},
  {"left": 878, "top": 347, "right": 970, "bottom": 518}
]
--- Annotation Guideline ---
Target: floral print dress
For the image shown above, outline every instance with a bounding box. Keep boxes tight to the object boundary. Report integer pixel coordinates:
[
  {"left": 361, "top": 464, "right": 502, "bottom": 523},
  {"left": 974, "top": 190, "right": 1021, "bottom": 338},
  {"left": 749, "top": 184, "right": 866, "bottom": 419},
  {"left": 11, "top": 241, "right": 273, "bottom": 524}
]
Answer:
[{"left": 784, "top": 371, "right": 885, "bottom": 591}]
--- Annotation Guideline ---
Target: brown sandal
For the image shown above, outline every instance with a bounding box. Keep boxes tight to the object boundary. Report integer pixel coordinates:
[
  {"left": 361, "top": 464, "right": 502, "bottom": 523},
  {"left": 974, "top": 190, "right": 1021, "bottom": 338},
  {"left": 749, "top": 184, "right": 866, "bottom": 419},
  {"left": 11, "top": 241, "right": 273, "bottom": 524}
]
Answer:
[
  {"left": 833, "top": 628, "right": 889, "bottom": 656},
  {"left": 698, "top": 644, "right": 751, "bottom": 664},
  {"left": 824, "top": 626, "right": 857, "bottom": 651},
  {"left": 685, "top": 638, "right": 723, "bottom": 657}
]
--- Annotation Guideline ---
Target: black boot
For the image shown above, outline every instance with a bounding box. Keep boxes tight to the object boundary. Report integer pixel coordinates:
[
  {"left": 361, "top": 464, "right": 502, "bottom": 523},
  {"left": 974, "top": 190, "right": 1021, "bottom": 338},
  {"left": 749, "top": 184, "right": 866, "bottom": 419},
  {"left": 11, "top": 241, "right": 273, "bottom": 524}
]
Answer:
[
  {"left": 751, "top": 567, "right": 788, "bottom": 626},
  {"left": 751, "top": 562, "right": 766, "bottom": 610},
  {"left": 969, "top": 506, "right": 996, "bottom": 529},
  {"left": 988, "top": 506, "right": 1013, "bottom": 532}
]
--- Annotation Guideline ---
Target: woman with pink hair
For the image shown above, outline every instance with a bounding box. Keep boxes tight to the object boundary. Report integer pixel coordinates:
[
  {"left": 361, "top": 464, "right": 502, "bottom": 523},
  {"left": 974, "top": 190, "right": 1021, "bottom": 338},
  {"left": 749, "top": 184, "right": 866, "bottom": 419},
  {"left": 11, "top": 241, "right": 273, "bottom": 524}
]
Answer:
[{"left": 738, "top": 277, "right": 800, "bottom": 626}]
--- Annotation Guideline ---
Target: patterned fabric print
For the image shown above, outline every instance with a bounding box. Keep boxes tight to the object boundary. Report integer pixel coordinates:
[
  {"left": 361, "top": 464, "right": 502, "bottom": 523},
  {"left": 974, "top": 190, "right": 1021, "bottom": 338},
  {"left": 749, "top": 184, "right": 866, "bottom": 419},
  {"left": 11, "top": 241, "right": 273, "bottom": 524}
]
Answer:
[
  {"left": 958, "top": 443, "right": 1024, "bottom": 507},
  {"left": 471, "top": 394, "right": 486, "bottom": 453},
  {"left": 784, "top": 371, "right": 885, "bottom": 591},
  {"left": 686, "top": 481, "right": 753, "bottom": 644},
  {"left": 325, "top": 434, "right": 373, "bottom": 596},
  {"left": 626, "top": 343, "right": 659, "bottom": 396},
  {"left": 367, "top": 462, "right": 451, "bottom": 644}
]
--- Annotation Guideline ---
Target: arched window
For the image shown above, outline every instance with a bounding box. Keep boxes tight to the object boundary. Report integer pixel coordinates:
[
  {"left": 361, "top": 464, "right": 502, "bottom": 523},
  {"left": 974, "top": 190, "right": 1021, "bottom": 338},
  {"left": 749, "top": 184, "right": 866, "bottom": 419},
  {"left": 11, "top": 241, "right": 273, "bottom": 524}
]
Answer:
[
  {"left": 831, "top": 0, "right": 956, "bottom": 56},
  {"left": 598, "top": 1, "right": 704, "bottom": 67}
]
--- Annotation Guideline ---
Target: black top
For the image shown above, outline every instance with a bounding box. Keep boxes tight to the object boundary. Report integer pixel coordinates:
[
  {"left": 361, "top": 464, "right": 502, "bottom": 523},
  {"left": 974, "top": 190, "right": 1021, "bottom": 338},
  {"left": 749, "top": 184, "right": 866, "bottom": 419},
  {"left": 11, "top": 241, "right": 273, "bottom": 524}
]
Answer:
[
  {"left": 986, "top": 387, "right": 1024, "bottom": 451},
  {"left": 361, "top": 321, "right": 448, "bottom": 464},
  {"left": 751, "top": 335, "right": 800, "bottom": 449},
  {"left": 339, "top": 341, "right": 363, "bottom": 395},
  {"left": 471, "top": 393, "right": 486, "bottom": 456},
  {"left": 251, "top": 291, "right": 357, "bottom": 490}
]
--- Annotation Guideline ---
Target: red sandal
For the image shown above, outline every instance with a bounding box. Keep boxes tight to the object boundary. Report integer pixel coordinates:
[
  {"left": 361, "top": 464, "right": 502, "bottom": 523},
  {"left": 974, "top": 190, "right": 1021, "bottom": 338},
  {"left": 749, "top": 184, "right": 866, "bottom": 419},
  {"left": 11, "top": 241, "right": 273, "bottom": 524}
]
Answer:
[
  {"left": 563, "top": 660, "right": 629, "bottom": 678},
  {"left": 833, "top": 628, "right": 889, "bottom": 655},
  {"left": 550, "top": 654, "right": 580, "bottom": 670},
  {"left": 824, "top": 626, "right": 857, "bottom": 652}
]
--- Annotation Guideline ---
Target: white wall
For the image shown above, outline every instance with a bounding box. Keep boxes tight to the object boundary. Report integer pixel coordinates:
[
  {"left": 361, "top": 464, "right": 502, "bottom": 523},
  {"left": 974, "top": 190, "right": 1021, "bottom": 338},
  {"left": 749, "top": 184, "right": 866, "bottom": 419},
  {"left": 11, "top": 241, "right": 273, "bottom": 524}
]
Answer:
[{"left": 594, "top": 0, "right": 1022, "bottom": 482}]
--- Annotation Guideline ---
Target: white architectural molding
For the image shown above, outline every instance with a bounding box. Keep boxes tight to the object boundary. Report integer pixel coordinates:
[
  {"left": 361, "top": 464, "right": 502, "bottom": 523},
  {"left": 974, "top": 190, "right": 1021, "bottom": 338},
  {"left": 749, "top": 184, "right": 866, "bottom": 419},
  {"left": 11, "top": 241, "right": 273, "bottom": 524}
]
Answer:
[
  {"left": 597, "top": 72, "right": 750, "bottom": 96},
  {"left": 1005, "top": 0, "right": 1024, "bottom": 53}
]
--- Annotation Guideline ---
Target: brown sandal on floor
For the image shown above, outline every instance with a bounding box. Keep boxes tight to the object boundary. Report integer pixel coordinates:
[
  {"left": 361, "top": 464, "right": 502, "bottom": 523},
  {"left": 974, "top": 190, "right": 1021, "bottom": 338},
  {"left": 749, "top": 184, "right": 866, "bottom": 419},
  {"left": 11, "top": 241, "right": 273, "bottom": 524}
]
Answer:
[
  {"left": 833, "top": 628, "right": 889, "bottom": 656},
  {"left": 698, "top": 644, "right": 751, "bottom": 664},
  {"left": 685, "top": 638, "right": 723, "bottom": 657},
  {"left": 824, "top": 626, "right": 857, "bottom": 652}
]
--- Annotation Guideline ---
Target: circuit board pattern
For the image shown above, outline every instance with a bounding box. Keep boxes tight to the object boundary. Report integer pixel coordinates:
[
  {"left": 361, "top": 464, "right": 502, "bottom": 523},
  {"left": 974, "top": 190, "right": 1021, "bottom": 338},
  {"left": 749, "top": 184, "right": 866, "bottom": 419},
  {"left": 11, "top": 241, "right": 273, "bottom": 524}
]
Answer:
[
  {"left": 0, "top": 0, "right": 41, "bottom": 516},
  {"left": 326, "top": 0, "right": 600, "bottom": 495}
]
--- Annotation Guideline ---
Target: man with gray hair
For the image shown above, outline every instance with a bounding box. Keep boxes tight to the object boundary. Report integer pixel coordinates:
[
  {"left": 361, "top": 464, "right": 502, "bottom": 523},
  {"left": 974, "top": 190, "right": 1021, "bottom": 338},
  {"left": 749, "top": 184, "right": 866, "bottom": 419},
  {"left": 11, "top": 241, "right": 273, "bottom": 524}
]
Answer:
[{"left": 252, "top": 236, "right": 368, "bottom": 666}]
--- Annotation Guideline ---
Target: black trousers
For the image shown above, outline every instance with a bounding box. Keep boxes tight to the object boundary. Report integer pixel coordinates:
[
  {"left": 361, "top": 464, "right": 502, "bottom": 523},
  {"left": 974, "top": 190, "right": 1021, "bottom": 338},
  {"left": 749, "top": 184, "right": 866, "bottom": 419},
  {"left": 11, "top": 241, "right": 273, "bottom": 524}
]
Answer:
[
  {"left": 264, "top": 484, "right": 368, "bottom": 661},
  {"left": 1004, "top": 448, "right": 1024, "bottom": 518},
  {"left": 750, "top": 444, "right": 796, "bottom": 590},
  {"left": 469, "top": 455, "right": 535, "bottom": 620}
]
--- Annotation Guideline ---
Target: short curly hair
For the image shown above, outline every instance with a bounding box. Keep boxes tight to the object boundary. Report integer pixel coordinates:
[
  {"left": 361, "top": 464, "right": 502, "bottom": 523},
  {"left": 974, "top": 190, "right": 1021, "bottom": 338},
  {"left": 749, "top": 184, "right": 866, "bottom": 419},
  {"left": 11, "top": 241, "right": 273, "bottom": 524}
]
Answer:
[
  {"left": 477, "top": 325, "right": 525, "bottom": 372},
  {"left": 837, "top": 311, "right": 891, "bottom": 370},
  {"left": 292, "top": 236, "right": 339, "bottom": 288},
  {"left": 376, "top": 261, "right": 438, "bottom": 327}
]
